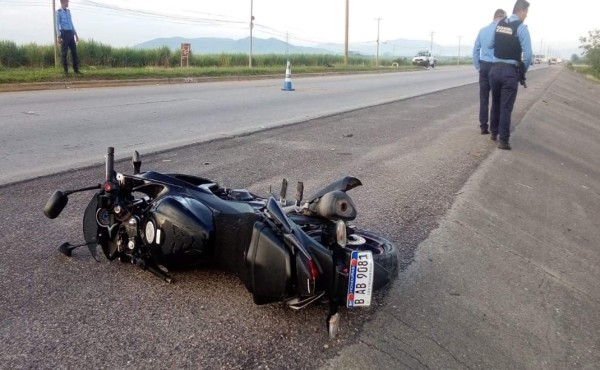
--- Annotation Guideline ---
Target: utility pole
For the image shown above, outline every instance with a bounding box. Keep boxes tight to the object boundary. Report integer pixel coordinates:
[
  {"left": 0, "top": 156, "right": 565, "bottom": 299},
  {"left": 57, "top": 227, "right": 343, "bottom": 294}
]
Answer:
[
  {"left": 52, "top": 0, "right": 58, "bottom": 67},
  {"left": 429, "top": 31, "right": 435, "bottom": 52},
  {"left": 457, "top": 36, "right": 462, "bottom": 66},
  {"left": 375, "top": 18, "right": 382, "bottom": 66},
  {"left": 344, "top": 0, "right": 349, "bottom": 65},
  {"left": 249, "top": 0, "right": 254, "bottom": 68}
]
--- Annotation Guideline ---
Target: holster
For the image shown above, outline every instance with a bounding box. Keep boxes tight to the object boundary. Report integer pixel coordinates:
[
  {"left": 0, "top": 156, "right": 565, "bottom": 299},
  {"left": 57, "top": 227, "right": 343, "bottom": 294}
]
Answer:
[{"left": 517, "top": 62, "right": 527, "bottom": 88}]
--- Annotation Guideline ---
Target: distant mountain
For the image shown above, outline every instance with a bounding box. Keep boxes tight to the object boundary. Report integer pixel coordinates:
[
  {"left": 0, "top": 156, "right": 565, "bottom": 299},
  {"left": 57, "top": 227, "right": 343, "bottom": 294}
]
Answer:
[
  {"left": 134, "top": 37, "right": 333, "bottom": 55},
  {"left": 134, "top": 36, "right": 439, "bottom": 57},
  {"left": 134, "top": 36, "right": 580, "bottom": 60}
]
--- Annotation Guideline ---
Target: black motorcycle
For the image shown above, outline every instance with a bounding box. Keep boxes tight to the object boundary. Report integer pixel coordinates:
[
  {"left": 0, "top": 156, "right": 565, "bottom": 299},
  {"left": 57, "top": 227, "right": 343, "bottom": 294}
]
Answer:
[{"left": 44, "top": 147, "right": 398, "bottom": 336}]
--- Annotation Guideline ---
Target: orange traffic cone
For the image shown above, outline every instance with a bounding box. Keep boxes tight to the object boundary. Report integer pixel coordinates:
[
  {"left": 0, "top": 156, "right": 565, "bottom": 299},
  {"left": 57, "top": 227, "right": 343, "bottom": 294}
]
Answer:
[{"left": 282, "top": 60, "right": 294, "bottom": 91}]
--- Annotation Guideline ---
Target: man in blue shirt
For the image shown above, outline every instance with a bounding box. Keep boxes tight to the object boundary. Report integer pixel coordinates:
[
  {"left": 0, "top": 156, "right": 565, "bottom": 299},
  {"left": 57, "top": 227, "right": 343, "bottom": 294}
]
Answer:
[
  {"left": 56, "top": 0, "right": 81, "bottom": 75},
  {"left": 489, "top": 0, "right": 533, "bottom": 150},
  {"left": 473, "top": 8, "right": 506, "bottom": 135}
]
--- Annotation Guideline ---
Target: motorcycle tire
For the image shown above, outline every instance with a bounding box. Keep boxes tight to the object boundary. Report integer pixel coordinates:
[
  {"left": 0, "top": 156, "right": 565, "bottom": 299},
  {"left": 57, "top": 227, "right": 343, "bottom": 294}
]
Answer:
[
  {"left": 307, "top": 229, "right": 399, "bottom": 290},
  {"left": 345, "top": 229, "right": 399, "bottom": 290}
]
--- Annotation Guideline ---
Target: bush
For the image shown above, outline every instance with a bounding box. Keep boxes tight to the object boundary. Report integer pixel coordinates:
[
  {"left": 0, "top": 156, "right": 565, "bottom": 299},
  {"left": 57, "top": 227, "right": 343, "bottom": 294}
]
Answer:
[
  {"left": 0, "top": 40, "right": 25, "bottom": 67},
  {"left": 580, "top": 29, "right": 600, "bottom": 74}
]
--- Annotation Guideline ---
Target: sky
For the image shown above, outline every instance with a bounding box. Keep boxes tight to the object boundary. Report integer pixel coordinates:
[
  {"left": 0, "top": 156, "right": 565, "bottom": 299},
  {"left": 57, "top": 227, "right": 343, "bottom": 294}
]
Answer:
[{"left": 0, "top": 0, "right": 597, "bottom": 57}]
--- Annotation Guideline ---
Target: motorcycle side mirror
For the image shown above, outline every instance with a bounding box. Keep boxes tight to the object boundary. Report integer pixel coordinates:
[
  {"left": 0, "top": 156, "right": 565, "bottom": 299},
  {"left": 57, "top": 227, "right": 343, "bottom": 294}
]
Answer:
[{"left": 43, "top": 190, "right": 69, "bottom": 219}]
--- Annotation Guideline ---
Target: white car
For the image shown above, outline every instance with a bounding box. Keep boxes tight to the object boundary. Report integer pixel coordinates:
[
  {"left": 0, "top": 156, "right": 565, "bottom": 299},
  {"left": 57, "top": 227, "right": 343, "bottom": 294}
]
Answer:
[{"left": 412, "top": 50, "right": 436, "bottom": 68}]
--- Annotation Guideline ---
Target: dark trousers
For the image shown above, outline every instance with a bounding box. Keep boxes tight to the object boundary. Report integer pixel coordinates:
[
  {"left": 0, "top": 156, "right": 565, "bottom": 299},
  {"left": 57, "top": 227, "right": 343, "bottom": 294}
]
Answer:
[
  {"left": 60, "top": 30, "right": 79, "bottom": 73},
  {"left": 489, "top": 65, "right": 519, "bottom": 143},
  {"left": 478, "top": 61, "right": 493, "bottom": 130}
]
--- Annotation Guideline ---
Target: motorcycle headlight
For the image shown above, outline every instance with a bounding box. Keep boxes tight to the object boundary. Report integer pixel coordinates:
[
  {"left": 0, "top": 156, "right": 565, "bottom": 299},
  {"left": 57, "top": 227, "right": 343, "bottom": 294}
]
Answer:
[{"left": 336, "top": 219, "right": 346, "bottom": 247}]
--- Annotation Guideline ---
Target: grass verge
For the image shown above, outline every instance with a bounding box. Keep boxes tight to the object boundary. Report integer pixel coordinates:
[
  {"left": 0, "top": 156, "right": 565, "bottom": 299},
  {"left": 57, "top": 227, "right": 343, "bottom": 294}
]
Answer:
[{"left": 0, "top": 65, "right": 418, "bottom": 84}]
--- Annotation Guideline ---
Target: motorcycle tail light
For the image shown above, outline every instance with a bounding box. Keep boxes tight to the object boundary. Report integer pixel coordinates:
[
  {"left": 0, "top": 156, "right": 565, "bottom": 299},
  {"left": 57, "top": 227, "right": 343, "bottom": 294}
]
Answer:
[
  {"left": 308, "top": 259, "right": 319, "bottom": 279},
  {"left": 103, "top": 181, "right": 113, "bottom": 192}
]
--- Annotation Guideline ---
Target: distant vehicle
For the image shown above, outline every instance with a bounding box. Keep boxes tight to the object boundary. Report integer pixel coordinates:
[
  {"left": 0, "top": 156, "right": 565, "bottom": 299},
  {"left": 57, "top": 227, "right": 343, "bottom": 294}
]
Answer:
[
  {"left": 548, "top": 58, "right": 557, "bottom": 65},
  {"left": 412, "top": 50, "right": 436, "bottom": 68},
  {"left": 533, "top": 54, "right": 546, "bottom": 64}
]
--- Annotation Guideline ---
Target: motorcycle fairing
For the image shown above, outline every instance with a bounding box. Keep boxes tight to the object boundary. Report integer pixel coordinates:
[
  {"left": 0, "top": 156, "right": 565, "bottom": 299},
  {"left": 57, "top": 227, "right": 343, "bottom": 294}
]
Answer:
[{"left": 146, "top": 195, "right": 214, "bottom": 269}]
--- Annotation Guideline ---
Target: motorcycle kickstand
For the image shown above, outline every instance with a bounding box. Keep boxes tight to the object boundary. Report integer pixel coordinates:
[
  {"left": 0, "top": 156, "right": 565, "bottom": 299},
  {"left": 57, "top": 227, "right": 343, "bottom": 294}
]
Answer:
[{"left": 327, "top": 302, "right": 341, "bottom": 338}]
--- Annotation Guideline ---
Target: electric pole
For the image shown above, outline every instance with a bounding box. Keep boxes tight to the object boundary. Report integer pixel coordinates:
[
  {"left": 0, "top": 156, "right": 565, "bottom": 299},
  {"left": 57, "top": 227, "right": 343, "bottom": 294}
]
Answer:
[
  {"left": 344, "top": 0, "right": 349, "bottom": 65},
  {"left": 53, "top": 0, "right": 58, "bottom": 67},
  {"left": 375, "top": 18, "right": 382, "bottom": 66},
  {"left": 457, "top": 36, "right": 462, "bottom": 66},
  {"left": 429, "top": 31, "right": 435, "bottom": 52},
  {"left": 249, "top": 0, "right": 254, "bottom": 68}
]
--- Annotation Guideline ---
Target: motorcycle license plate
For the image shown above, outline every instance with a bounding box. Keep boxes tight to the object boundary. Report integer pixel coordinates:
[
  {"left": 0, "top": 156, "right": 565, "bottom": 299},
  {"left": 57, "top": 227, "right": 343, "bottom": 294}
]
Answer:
[{"left": 347, "top": 250, "right": 374, "bottom": 307}]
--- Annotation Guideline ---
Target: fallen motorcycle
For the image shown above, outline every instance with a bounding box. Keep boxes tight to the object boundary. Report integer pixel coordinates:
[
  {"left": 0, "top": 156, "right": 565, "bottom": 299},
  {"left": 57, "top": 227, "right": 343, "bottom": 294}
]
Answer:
[{"left": 44, "top": 147, "right": 399, "bottom": 336}]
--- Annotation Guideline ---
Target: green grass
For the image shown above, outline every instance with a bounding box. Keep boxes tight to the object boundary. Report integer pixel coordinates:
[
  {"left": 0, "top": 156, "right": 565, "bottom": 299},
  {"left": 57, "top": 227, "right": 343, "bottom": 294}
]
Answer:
[
  {"left": 0, "top": 64, "right": 419, "bottom": 84},
  {"left": 573, "top": 65, "right": 600, "bottom": 82},
  {"left": 0, "top": 39, "right": 422, "bottom": 84}
]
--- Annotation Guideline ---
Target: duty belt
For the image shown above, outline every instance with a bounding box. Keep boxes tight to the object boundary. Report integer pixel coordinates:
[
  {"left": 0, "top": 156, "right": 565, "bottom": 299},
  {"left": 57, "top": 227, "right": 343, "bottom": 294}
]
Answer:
[{"left": 492, "top": 62, "right": 517, "bottom": 68}]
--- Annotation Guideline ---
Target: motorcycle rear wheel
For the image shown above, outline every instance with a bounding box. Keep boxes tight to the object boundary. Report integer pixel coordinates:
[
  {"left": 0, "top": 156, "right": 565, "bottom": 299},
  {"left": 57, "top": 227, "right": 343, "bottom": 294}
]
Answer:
[{"left": 307, "top": 229, "right": 399, "bottom": 290}]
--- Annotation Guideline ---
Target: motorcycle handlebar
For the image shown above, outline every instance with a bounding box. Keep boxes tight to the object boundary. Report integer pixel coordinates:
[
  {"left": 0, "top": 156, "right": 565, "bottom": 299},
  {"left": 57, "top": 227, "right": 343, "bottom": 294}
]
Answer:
[{"left": 106, "top": 147, "right": 114, "bottom": 182}]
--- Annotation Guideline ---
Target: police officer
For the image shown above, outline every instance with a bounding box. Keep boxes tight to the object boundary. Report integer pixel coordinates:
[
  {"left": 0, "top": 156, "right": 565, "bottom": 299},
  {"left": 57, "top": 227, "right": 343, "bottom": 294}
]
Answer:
[
  {"left": 489, "top": 0, "right": 533, "bottom": 150},
  {"left": 56, "top": 0, "right": 81, "bottom": 76},
  {"left": 473, "top": 9, "right": 506, "bottom": 135}
]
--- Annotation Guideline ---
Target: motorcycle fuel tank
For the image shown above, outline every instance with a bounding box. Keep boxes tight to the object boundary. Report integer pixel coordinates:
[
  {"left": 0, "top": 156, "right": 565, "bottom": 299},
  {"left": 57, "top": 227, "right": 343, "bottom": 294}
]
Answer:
[{"left": 145, "top": 195, "right": 214, "bottom": 269}]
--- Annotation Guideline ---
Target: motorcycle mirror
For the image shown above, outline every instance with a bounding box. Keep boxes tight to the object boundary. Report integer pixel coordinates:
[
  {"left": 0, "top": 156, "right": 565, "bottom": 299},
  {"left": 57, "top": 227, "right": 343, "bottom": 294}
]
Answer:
[{"left": 43, "top": 190, "right": 69, "bottom": 219}]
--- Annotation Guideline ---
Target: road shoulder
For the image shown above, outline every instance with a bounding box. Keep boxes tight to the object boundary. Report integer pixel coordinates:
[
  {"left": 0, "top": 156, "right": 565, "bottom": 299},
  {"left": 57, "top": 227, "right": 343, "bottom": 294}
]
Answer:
[{"left": 322, "top": 69, "right": 600, "bottom": 369}]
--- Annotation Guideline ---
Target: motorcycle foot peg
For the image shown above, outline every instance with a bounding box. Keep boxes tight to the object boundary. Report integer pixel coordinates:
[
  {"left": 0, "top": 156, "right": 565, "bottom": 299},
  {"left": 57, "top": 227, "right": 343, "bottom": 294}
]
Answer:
[{"left": 328, "top": 313, "right": 340, "bottom": 338}]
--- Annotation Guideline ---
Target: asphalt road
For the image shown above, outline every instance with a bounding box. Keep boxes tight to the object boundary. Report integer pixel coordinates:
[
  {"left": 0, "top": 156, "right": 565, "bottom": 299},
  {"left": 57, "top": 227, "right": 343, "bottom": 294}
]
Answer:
[
  {"left": 0, "top": 65, "right": 542, "bottom": 186},
  {"left": 0, "top": 66, "right": 563, "bottom": 369}
]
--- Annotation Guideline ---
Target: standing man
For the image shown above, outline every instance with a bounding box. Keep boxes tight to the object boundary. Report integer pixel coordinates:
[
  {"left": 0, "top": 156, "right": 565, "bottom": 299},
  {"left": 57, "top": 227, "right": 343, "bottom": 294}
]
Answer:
[
  {"left": 56, "top": 0, "right": 81, "bottom": 76},
  {"left": 489, "top": 0, "right": 532, "bottom": 150},
  {"left": 473, "top": 8, "right": 506, "bottom": 135}
]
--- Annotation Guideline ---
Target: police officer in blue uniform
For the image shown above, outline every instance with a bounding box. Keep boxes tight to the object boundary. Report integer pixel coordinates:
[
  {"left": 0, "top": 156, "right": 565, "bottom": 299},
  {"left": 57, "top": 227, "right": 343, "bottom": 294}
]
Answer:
[
  {"left": 473, "top": 8, "right": 507, "bottom": 135},
  {"left": 489, "top": 0, "right": 533, "bottom": 150},
  {"left": 56, "top": 0, "right": 81, "bottom": 76}
]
